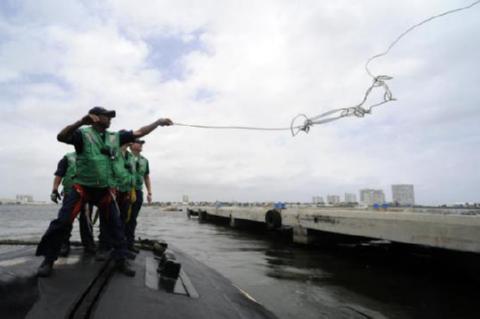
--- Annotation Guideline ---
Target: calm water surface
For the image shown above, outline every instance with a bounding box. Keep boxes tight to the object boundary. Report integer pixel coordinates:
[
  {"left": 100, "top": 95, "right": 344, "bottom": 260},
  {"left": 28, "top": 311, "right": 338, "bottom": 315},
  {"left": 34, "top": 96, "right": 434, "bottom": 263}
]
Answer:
[{"left": 1, "top": 204, "right": 479, "bottom": 319}]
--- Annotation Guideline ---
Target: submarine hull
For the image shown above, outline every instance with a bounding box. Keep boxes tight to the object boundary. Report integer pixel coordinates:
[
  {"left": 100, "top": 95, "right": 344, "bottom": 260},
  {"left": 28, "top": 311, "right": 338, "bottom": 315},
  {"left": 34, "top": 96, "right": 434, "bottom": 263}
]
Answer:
[{"left": 0, "top": 244, "right": 277, "bottom": 319}]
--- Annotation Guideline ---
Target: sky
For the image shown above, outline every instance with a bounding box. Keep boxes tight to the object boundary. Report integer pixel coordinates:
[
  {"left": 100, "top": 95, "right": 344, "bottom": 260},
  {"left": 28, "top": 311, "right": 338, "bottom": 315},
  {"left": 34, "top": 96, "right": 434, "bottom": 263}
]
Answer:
[{"left": 0, "top": 0, "right": 479, "bottom": 205}]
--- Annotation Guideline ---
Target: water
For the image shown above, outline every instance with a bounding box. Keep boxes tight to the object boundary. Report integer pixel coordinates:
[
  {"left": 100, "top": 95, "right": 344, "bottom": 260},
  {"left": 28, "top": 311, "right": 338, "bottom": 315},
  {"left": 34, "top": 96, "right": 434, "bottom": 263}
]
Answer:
[{"left": 1, "top": 204, "right": 479, "bottom": 319}]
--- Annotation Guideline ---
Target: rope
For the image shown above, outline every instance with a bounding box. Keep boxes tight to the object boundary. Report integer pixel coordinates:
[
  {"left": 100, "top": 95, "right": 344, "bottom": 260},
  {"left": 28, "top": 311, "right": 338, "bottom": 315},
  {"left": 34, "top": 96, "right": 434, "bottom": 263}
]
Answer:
[
  {"left": 176, "top": 74, "right": 395, "bottom": 136},
  {"left": 174, "top": 122, "right": 291, "bottom": 131},
  {"left": 365, "top": 0, "right": 480, "bottom": 78},
  {"left": 174, "top": 1, "right": 480, "bottom": 136}
]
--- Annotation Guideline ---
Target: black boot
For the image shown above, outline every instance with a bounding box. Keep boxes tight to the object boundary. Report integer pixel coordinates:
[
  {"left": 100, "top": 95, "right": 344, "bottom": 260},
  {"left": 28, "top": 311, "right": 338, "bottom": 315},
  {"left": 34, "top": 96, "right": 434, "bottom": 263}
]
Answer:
[
  {"left": 115, "top": 259, "right": 136, "bottom": 277},
  {"left": 83, "top": 244, "right": 96, "bottom": 255},
  {"left": 125, "top": 250, "right": 137, "bottom": 260},
  {"left": 59, "top": 242, "right": 70, "bottom": 257},
  {"left": 37, "top": 259, "right": 54, "bottom": 277},
  {"left": 95, "top": 248, "right": 111, "bottom": 261}
]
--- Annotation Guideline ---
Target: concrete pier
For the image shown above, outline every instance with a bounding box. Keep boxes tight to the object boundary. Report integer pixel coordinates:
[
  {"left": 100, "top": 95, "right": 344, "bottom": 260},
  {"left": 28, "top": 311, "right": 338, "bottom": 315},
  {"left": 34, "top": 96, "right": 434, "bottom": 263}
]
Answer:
[{"left": 187, "top": 206, "right": 480, "bottom": 253}]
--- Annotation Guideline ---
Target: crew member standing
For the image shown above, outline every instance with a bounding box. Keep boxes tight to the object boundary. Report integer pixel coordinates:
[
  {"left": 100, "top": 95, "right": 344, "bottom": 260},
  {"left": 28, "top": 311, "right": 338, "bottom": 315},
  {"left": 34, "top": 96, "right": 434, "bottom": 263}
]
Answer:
[
  {"left": 51, "top": 152, "right": 95, "bottom": 256},
  {"left": 36, "top": 107, "right": 172, "bottom": 277},
  {"left": 114, "top": 141, "right": 137, "bottom": 254},
  {"left": 127, "top": 139, "right": 151, "bottom": 253}
]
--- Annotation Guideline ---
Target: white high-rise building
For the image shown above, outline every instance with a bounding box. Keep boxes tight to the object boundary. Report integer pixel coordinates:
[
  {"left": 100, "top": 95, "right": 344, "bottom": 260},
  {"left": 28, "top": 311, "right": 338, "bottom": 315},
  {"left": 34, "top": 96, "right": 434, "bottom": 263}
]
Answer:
[
  {"left": 312, "top": 196, "right": 324, "bottom": 204},
  {"left": 392, "top": 184, "right": 415, "bottom": 206},
  {"left": 327, "top": 195, "right": 340, "bottom": 205},
  {"left": 359, "top": 189, "right": 385, "bottom": 206},
  {"left": 344, "top": 193, "right": 357, "bottom": 203}
]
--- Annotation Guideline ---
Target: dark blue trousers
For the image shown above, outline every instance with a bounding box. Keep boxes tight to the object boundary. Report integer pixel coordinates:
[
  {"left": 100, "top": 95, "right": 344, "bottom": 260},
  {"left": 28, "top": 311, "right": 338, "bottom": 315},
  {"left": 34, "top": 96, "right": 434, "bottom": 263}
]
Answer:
[
  {"left": 63, "top": 197, "right": 94, "bottom": 249},
  {"left": 36, "top": 185, "right": 128, "bottom": 261},
  {"left": 117, "top": 191, "right": 131, "bottom": 245}
]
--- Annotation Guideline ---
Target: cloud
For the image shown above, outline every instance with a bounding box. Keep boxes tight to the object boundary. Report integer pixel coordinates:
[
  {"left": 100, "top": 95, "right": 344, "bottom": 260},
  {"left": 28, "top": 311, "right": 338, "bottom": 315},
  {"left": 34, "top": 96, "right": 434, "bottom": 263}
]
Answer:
[{"left": 0, "top": 0, "right": 479, "bottom": 205}]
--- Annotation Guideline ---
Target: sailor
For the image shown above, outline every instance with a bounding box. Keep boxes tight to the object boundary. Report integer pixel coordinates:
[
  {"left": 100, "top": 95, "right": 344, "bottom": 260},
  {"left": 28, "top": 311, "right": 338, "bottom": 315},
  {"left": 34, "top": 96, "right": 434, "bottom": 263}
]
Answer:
[
  {"left": 127, "top": 139, "right": 151, "bottom": 253},
  {"left": 108, "top": 140, "right": 137, "bottom": 258},
  {"left": 36, "top": 107, "right": 173, "bottom": 277},
  {"left": 95, "top": 141, "right": 136, "bottom": 261},
  {"left": 51, "top": 152, "right": 95, "bottom": 256}
]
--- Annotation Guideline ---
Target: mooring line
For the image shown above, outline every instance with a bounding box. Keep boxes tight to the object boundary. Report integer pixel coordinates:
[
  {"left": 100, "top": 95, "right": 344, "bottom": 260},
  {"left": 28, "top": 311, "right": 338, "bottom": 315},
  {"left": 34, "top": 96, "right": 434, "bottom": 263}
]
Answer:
[{"left": 174, "top": 1, "right": 480, "bottom": 136}]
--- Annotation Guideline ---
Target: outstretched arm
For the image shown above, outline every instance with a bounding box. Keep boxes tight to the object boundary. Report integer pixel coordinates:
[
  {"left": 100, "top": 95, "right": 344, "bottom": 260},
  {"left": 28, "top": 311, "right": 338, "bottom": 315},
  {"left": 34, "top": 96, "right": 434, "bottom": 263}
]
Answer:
[{"left": 133, "top": 118, "right": 173, "bottom": 138}]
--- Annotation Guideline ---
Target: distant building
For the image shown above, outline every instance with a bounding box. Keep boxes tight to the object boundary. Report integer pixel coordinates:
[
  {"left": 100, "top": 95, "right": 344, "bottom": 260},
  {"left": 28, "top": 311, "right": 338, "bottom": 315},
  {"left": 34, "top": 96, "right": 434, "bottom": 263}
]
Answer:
[
  {"left": 312, "top": 196, "right": 324, "bottom": 205},
  {"left": 182, "top": 195, "right": 189, "bottom": 203},
  {"left": 359, "top": 189, "right": 385, "bottom": 206},
  {"left": 0, "top": 198, "right": 17, "bottom": 204},
  {"left": 392, "top": 184, "right": 415, "bottom": 206},
  {"left": 16, "top": 194, "right": 33, "bottom": 203},
  {"left": 327, "top": 195, "right": 340, "bottom": 205},
  {"left": 344, "top": 193, "right": 357, "bottom": 203}
]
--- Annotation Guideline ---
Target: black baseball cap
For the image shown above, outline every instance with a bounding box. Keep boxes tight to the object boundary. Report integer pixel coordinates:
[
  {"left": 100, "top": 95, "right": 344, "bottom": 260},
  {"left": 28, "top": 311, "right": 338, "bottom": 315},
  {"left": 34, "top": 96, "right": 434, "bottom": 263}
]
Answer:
[
  {"left": 133, "top": 138, "right": 145, "bottom": 144},
  {"left": 89, "top": 106, "right": 116, "bottom": 118}
]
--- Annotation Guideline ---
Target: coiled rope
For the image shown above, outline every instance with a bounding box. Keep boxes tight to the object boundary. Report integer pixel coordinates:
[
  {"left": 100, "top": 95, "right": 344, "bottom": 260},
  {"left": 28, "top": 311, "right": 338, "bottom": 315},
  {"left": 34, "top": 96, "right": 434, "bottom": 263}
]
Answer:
[{"left": 175, "top": 1, "right": 480, "bottom": 136}]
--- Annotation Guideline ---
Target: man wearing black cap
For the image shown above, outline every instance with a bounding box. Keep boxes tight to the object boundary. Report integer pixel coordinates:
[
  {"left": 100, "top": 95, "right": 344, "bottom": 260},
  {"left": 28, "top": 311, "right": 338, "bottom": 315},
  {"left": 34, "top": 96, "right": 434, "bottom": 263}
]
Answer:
[
  {"left": 126, "top": 138, "right": 150, "bottom": 253},
  {"left": 36, "top": 107, "right": 172, "bottom": 277}
]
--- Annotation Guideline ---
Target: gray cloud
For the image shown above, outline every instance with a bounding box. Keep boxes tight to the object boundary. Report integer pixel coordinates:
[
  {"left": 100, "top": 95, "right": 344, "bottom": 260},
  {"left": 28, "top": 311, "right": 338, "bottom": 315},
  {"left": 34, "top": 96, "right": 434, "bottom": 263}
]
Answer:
[{"left": 0, "top": 0, "right": 479, "bottom": 205}]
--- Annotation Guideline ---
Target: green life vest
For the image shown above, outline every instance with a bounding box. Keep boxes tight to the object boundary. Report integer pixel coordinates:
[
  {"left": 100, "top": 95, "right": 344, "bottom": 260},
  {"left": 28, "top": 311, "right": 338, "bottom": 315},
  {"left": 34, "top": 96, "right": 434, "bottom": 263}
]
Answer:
[
  {"left": 133, "top": 154, "right": 148, "bottom": 190},
  {"left": 74, "top": 127, "right": 120, "bottom": 188},
  {"left": 113, "top": 150, "right": 135, "bottom": 192},
  {"left": 62, "top": 152, "right": 77, "bottom": 195}
]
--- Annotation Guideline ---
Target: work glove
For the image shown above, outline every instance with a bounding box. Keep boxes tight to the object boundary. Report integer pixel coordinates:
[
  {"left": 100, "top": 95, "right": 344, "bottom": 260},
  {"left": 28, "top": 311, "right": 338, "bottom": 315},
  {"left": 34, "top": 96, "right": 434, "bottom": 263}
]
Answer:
[{"left": 50, "top": 190, "right": 62, "bottom": 204}]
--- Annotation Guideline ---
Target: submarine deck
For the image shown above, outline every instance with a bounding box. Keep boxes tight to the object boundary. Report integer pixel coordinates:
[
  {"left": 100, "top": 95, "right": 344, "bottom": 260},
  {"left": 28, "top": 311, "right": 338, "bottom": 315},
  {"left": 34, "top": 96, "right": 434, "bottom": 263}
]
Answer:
[{"left": 0, "top": 244, "right": 277, "bottom": 319}]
